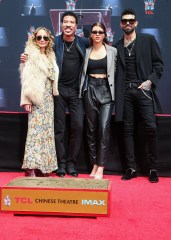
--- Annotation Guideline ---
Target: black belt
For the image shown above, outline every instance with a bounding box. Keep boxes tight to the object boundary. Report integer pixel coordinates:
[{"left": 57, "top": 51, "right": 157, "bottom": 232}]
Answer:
[
  {"left": 125, "top": 82, "right": 141, "bottom": 89},
  {"left": 89, "top": 76, "right": 108, "bottom": 86}
]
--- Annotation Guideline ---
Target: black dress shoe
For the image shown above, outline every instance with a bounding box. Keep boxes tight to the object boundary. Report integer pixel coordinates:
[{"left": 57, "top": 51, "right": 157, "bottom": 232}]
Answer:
[
  {"left": 149, "top": 170, "right": 159, "bottom": 183},
  {"left": 57, "top": 172, "right": 66, "bottom": 177},
  {"left": 56, "top": 168, "right": 66, "bottom": 177},
  {"left": 35, "top": 169, "right": 46, "bottom": 177},
  {"left": 121, "top": 168, "right": 137, "bottom": 180},
  {"left": 67, "top": 168, "right": 78, "bottom": 177}
]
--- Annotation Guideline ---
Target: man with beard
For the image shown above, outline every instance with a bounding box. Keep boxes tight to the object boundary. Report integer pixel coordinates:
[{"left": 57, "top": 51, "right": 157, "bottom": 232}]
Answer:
[{"left": 114, "top": 9, "right": 163, "bottom": 183}]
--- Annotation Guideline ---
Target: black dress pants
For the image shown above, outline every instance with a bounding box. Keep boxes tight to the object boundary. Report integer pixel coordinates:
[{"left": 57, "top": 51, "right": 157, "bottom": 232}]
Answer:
[
  {"left": 123, "top": 85, "right": 158, "bottom": 170},
  {"left": 54, "top": 87, "right": 84, "bottom": 169},
  {"left": 83, "top": 77, "right": 114, "bottom": 167}
]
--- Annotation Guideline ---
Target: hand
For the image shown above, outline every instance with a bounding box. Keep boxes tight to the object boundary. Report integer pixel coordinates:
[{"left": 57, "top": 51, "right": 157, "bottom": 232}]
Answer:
[
  {"left": 20, "top": 53, "right": 28, "bottom": 63},
  {"left": 23, "top": 104, "right": 32, "bottom": 113},
  {"left": 138, "top": 80, "right": 152, "bottom": 91}
]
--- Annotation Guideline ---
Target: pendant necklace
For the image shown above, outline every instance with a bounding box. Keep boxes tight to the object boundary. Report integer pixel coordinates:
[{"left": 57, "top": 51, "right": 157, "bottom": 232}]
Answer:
[
  {"left": 64, "top": 40, "right": 74, "bottom": 52},
  {"left": 126, "top": 40, "right": 135, "bottom": 57}
]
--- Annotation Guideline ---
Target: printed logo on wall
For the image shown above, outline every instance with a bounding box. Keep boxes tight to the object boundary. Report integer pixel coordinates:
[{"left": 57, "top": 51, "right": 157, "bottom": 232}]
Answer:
[
  {"left": 66, "top": 0, "right": 77, "bottom": 11},
  {"left": 144, "top": 0, "right": 156, "bottom": 15},
  {"left": 4, "top": 195, "right": 11, "bottom": 206}
]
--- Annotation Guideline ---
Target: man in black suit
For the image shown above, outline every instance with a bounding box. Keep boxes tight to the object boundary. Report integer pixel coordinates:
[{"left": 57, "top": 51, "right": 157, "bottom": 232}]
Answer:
[{"left": 114, "top": 9, "right": 164, "bottom": 183}]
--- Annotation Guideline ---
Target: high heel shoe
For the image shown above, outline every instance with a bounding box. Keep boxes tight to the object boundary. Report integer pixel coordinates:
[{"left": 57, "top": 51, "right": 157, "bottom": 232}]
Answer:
[
  {"left": 94, "top": 166, "right": 104, "bottom": 179},
  {"left": 35, "top": 169, "right": 46, "bottom": 177},
  {"left": 94, "top": 175, "right": 103, "bottom": 180},
  {"left": 89, "top": 165, "right": 98, "bottom": 178},
  {"left": 89, "top": 173, "right": 95, "bottom": 178},
  {"left": 25, "top": 169, "right": 36, "bottom": 177}
]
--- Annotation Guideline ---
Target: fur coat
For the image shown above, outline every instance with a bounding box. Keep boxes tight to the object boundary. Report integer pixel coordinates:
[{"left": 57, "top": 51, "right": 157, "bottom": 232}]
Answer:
[{"left": 19, "top": 43, "right": 59, "bottom": 106}]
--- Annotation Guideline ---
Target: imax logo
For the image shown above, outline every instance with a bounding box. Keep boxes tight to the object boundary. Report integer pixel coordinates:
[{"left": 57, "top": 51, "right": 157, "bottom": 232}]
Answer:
[{"left": 82, "top": 200, "right": 105, "bottom": 206}]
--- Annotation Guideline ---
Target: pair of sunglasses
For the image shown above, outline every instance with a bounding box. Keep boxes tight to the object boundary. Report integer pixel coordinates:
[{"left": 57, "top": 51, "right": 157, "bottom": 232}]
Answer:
[
  {"left": 91, "top": 31, "right": 105, "bottom": 35},
  {"left": 36, "top": 35, "right": 49, "bottom": 41},
  {"left": 121, "top": 19, "right": 136, "bottom": 25}
]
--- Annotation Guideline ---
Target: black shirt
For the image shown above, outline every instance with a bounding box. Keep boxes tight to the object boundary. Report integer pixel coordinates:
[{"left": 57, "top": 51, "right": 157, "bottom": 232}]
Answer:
[
  {"left": 124, "top": 41, "right": 139, "bottom": 83},
  {"left": 59, "top": 40, "right": 82, "bottom": 89},
  {"left": 87, "top": 56, "right": 107, "bottom": 74}
]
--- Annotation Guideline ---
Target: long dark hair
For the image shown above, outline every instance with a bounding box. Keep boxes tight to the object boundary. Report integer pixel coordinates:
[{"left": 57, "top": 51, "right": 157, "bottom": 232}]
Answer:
[{"left": 89, "top": 22, "right": 109, "bottom": 46}]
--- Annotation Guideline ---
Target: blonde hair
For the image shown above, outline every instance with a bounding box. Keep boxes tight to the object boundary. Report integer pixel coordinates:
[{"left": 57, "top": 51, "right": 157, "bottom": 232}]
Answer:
[{"left": 27, "top": 27, "right": 54, "bottom": 55}]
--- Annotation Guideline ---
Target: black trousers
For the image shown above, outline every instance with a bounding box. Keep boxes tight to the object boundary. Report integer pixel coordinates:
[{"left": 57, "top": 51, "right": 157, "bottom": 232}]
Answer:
[
  {"left": 123, "top": 84, "right": 158, "bottom": 171},
  {"left": 54, "top": 87, "right": 83, "bottom": 169},
  {"left": 83, "top": 77, "right": 114, "bottom": 167}
]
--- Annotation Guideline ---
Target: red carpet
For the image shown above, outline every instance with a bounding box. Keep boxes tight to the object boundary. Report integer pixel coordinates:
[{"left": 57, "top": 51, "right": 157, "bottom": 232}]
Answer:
[{"left": 0, "top": 172, "right": 171, "bottom": 240}]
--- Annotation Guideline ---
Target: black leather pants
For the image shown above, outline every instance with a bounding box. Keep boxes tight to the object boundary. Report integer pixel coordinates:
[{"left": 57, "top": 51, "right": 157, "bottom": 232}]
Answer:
[{"left": 83, "top": 77, "right": 114, "bottom": 167}]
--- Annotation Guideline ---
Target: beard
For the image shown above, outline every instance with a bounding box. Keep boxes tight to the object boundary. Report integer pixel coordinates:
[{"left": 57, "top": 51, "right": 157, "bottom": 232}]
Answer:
[{"left": 122, "top": 26, "right": 135, "bottom": 35}]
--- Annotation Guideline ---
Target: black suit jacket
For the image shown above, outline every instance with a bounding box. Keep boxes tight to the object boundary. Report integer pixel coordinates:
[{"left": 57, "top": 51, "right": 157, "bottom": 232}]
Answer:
[{"left": 114, "top": 33, "right": 164, "bottom": 121}]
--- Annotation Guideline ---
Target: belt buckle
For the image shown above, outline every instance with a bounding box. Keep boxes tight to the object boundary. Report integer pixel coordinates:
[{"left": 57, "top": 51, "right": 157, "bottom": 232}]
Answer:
[{"left": 129, "top": 82, "right": 138, "bottom": 88}]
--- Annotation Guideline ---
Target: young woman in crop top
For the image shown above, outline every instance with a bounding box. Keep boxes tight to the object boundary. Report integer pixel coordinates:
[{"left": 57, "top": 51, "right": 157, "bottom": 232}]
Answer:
[{"left": 79, "top": 22, "right": 117, "bottom": 179}]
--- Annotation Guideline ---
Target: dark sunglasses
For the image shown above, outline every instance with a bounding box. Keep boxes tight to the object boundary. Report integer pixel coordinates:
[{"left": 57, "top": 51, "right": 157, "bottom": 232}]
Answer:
[
  {"left": 36, "top": 35, "right": 49, "bottom": 41},
  {"left": 121, "top": 19, "right": 136, "bottom": 25},
  {"left": 91, "top": 31, "right": 105, "bottom": 35}
]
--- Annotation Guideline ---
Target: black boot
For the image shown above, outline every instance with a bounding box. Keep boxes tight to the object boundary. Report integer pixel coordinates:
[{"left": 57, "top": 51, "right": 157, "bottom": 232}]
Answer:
[
  {"left": 121, "top": 168, "right": 137, "bottom": 180},
  {"left": 149, "top": 170, "right": 159, "bottom": 183}
]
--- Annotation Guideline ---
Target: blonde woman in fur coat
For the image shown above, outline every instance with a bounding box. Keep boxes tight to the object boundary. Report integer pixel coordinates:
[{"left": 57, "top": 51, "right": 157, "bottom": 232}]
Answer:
[{"left": 20, "top": 27, "right": 59, "bottom": 177}]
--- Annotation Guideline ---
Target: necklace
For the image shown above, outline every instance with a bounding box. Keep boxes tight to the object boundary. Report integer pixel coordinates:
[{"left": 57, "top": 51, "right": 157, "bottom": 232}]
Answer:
[
  {"left": 125, "top": 40, "right": 135, "bottom": 57},
  {"left": 124, "top": 38, "right": 135, "bottom": 46},
  {"left": 64, "top": 40, "right": 74, "bottom": 52}
]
